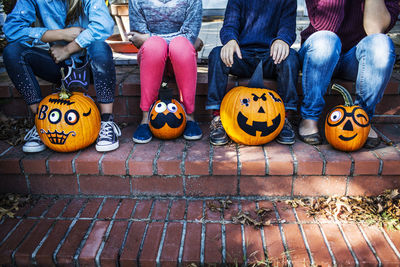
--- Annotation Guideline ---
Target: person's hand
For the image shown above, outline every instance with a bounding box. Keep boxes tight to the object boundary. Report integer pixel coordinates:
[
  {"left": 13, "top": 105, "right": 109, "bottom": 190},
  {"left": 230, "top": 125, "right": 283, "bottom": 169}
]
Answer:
[
  {"left": 194, "top": 37, "right": 204, "bottom": 52},
  {"left": 62, "top": 27, "right": 84, "bottom": 42},
  {"left": 220, "top": 39, "right": 242, "bottom": 67},
  {"left": 270, "top": 39, "right": 289, "bottom": 65},
  {"left": 127, "top": 31, "right": 150, "bottom": 48},
  {"left": 49, "top": 44, "right": 71, "bottom": 63}
]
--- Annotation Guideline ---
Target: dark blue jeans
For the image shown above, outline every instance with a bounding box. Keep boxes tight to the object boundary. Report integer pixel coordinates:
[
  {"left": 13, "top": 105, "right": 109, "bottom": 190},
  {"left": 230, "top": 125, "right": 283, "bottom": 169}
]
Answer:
[
  {"left": 3, "top": 41, "right": 116, "bottom": 105},
  {"left": 206, "top": 46, "right": 299, "bottom": 111}
]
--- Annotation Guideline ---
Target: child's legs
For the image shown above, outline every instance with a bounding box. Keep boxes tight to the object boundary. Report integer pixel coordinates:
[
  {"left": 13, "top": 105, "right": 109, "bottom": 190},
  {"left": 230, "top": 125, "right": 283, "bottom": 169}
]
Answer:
[
  {"left": 3, "top": 42, "right": 61, "bottom": 108},
  {"left": 87, "top": 41, "right": 116, "bottom": 106},
  {"left": 168, "top": 36, "right": 197, "bottom": 115},
  {"left": 138, "top": 36, "right": 168, "bottom": 112}
]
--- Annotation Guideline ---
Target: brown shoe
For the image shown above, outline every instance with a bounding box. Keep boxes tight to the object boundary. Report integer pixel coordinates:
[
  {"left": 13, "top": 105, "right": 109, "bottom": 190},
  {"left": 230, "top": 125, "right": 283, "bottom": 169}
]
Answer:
[
  {"left": 299, "top": 132, "right": 322, "bottom": 145},
  {"left": 364, "top": 136, "right": 380, "bottom": 149},
  {"left": 299, "top": 119, "right": 322, "bottom": 145}
]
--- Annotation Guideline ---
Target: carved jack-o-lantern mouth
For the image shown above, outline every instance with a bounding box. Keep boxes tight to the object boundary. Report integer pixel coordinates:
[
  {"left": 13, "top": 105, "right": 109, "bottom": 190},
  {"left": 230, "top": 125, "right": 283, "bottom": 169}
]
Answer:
[
  {"left": 237, "top": 112, "right": 281, "bottom": 137},
  {"left": 150, "top": 112, "right": 184, "bottom": 129}
]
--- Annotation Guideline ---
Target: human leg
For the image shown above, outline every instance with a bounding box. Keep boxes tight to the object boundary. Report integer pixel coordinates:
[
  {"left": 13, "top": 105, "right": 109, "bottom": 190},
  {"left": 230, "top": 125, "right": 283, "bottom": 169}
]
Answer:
[
  {"left": 334, "top": 33, "right": 395, "bottom": 148},
  {"left": 3, "top": 42, "right": 63, "bottom": 152},
  {"left": 169, "top": 36, "right": 202, "bottom": 140},
  {"left": 274, "top": 48, "right": 300, "bottom": 144},
  {"left": 298, "top": 31, "right": 342, "bottom": 144},
  {"left": 133, "top": 36, "right": 168, "bottom": 143},
  {"left": 87, "top": 41, "right": 121, "bottom": 151}
]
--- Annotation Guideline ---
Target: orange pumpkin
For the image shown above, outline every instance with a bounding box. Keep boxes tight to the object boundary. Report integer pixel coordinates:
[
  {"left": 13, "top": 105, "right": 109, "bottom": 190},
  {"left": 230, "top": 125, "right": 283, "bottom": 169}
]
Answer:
[
  {"left": 325, "top": 84, "right": 370, "bottom": 152},
  {"left": 149, "top": 94, "right": 187, "bottom": 140},
  {"left": 220, "top": 86, "right": 285, "bottom": 145},
  {"left": 35, "top": 91, "right": 101, "bottom": 152}
]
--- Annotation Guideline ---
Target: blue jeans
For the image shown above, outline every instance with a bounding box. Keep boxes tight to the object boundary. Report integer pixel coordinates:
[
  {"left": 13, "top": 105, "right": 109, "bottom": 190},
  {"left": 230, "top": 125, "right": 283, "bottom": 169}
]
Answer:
[
  {"left": 299, "top": 31, "right": 395, "bottom": 120},
  {"left": 3, "top": 41, "right": 116, "bottom": 105},
  {"left": 206, "top": 46, "right": 299, "bottom": 111}
]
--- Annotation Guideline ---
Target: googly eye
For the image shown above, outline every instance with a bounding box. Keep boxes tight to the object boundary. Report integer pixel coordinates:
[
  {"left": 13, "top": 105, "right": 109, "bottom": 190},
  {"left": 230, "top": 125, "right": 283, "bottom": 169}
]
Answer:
[
  {"left": 154, "top": 102, "right": 167, "bottom": 113},
  {"left": 241, "top": 98, "right": 250, "bottom": 107},
  {"left": 167, "top": 103, "right": 178, "bottom": 113},
  {"left": 65, "top": 110, "right": 80, "bottom": 125},
  {"left": 48, "top": 109, "right": 61, "bottom": 124},
  {"left": 330, "top": 110, "right": 342, "bottom": 122}
]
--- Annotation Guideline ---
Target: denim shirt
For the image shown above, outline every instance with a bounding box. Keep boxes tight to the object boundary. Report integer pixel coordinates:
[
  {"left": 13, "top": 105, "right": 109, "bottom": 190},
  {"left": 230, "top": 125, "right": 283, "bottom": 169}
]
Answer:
[{"left": 4, "top": 0, "right": 114, "bottom": 50}]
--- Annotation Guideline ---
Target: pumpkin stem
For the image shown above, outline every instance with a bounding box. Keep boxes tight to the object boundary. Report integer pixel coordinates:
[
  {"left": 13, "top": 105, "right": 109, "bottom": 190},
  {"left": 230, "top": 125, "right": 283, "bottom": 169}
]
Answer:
[
  {"left": 248, "top": 61, "right": 265, "bottom": 89},
  {"left": 331, "top": 83, "right": 354, "bottom": 106},
  {"left": 59, "top": 67, "right": 72, "bottom": 100}
]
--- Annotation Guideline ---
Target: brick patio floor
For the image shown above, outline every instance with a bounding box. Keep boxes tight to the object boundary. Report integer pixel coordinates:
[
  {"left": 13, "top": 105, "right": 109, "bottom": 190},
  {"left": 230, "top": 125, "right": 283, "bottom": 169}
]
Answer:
[{"left": 2, "top": 195, "right": 400, "bottom": 266}]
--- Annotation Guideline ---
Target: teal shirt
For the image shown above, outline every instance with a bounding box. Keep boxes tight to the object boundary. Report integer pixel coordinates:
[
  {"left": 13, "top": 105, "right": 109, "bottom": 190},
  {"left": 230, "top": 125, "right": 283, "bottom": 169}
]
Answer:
[{"left": 129, "top": 0, "right": 202, "bottom": 45}]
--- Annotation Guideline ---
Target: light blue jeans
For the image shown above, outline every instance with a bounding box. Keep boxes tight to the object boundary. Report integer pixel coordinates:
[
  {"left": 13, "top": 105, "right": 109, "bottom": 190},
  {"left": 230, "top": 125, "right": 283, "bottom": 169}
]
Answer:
[{"left": 298, "top": 31, "right": 395, "bottom": 120}]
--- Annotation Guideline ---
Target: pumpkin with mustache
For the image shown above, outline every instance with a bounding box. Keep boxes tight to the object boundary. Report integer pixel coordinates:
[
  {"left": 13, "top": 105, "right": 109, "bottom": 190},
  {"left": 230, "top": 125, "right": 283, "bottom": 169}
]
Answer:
[
  {"left": 220, "top": 62, "right": 285, "bottom": 145},
  {"left": 325, "top": 84, "right": 370, "bottom": 152},
  {"left": 149, "top": 83, "right": 187, "bottom": 139}
]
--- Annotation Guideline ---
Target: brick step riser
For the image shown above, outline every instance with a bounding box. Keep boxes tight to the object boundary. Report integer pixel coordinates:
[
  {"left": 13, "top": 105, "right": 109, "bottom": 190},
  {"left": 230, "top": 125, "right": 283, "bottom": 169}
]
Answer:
[{"left": 1, "top": 76, "right": 400, "bottom": 123}]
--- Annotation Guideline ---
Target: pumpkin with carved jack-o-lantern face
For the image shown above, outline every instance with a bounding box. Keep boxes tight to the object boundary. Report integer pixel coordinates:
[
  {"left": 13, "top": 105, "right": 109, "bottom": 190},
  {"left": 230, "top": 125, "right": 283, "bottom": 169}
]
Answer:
[
  {"left": 35, "top": 91, "right": 101, "bottom": 152},
  {"left": 221, "top": 86, "right": 285, "bottom": 145},
  {"left": 325, "top": 84, "right": 370, "bottom": 152},
  {"left": 149, "top": 98, "right": 187, "bottom": 140}
]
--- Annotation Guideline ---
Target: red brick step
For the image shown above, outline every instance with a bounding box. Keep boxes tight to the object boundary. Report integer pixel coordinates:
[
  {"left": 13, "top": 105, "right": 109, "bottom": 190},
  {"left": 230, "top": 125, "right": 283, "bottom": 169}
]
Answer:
[{"left": 1, "top": 196, "right": 400, "bottom": 266}]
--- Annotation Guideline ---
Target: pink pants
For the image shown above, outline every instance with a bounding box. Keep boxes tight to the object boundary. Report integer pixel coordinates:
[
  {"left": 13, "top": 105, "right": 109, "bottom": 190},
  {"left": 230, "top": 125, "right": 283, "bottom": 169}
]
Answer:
[{"left": 138, "top": 36, "right": 197, "bottom": 114}]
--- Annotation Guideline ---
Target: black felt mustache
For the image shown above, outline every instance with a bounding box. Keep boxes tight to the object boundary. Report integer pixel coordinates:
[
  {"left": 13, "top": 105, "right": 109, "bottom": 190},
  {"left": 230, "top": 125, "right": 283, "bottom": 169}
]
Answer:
[{"left": 150, "top": 112, "right": 184, "bottom": 129}]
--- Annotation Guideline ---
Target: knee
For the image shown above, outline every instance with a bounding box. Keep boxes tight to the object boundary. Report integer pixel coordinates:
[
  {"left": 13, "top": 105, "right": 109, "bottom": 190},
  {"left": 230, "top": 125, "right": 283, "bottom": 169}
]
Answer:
[
  {"left": 87, "top": 41, "right": 113, "bottom": 63},
  {"left": 282, "top": 49, "right": 299, "bottom": 68},
  {"left": 140, "top": 36, "right": 168, "bottom": 59},
  {"left": 304, "top": 31, "right": 341, "bottom": 62},
  {"left": 169, "top": 36, "right": 196, "bottom": 59},
  {"left": 358, "top": 33, "right": 395, "bottom": 68},
  {"left": 208, "top": 46, "right": 223, "bottom": 63}
]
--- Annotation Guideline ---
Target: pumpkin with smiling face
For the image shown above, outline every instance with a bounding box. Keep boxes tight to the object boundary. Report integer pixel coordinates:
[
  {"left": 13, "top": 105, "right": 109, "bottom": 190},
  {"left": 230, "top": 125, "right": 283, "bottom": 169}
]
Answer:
[
  {"left": 221, "top": 85, "right": 285, "bottom": 145},
  {"left": 325, "top": 84, "right": 370, "bottom": 152},
  {"left": 35, "top": 91, "right": 101, "bottom": 152}
]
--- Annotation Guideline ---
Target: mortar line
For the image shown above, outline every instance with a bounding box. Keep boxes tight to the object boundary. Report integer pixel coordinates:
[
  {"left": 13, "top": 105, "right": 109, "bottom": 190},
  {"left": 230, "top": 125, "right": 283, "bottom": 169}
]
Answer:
[
  {"left": 370, "top": 150, "right": 383, "bottom": 176},
  {"left": 95, "top": 199, "right": 123, "bottom": 267},
  {"left": 238, "top": 201, "right": 247, "bottom": 266},
  {"left": 292, "top": 207, "right": 314, "bottom": 266},
  {"left": 200, "top": 200, "right": 206, "bottom": 267},
  {"left": 336, "top": 223, "right": 359, "bottom": 266},
  {"left": 98, "top": 153, "right": 106, "bottom": 176},
  {"left": 314, "top": 145, "right": 326, "bottom": 176},
  {"left": 262, "top": 145, "right": 269, "bottom": 175},
  {"left": 255, "top": 201, "right": 269, "bottom": 262},
  {"left": 317, "top": 222, "right": 337, "bottom": 266},
  {"left": 125, "top": 143, "right": 136, "bottom": 176},
  {"left": 180, "top": 140, "right": 189, "bottom": 176},
  {"left": 209, "top": 143, "right": 214, "bottom": 176},
  {"left": 273, "top": 201, "right": 292, "bottom": 267},
  {"left": 136, "top": 199, "right": 156, "bottom": 265},
  {"left": 357, "top": 224, "right": 382, "bottom": 266},
  {"left": 72, "top": 198, "right": 106, "bottom": 266},
  {"left": 380, "top": 227, "right": 400, "bottom": 260},
  {"left": 71, "top": 150, "right": 81, "bottom": 174},
  {"left": 152, "top": 141, "right": 164, "bottom": 175},
  {"left": 32, "top": 198, "right": 73, "bottom": 265},
  {"left": 177, "top": 199, "right": 189, "bottom": 266},
  {"left": 11, "top": 198, "right": 56, "bottom": 266},
  {"left": 117, "top": 199, "right": 139, "bottom": 266},
  {"left": 156, "top": 199, "right": 173, "bottom": 266},
  {"left": 347, "top": 152, "right": 355, "bottom": 177},
  {"left": 289, "top": 145, "right": 297, "bottom": 176}
]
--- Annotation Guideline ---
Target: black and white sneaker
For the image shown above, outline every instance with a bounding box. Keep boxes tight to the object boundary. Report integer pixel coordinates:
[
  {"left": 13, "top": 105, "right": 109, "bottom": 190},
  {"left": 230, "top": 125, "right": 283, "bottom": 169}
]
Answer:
[
  {"left": 23, "top": 126, "right": 46, "bottom": 153},
  {"left": 96, "top": 120, "right": 121, "bottom": 152}
]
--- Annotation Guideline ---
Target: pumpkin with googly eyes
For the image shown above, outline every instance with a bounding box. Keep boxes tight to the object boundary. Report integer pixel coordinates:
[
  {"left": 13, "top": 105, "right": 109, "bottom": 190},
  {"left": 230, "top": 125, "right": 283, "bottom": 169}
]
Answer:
[
  {"left": 35, "top": 91, "right": 101, "bottom": 152},
  {"left": 220, "top": 62, "right": 285, "bottom": 145},
  {"left": 149, "top": 83, "right": 187, "bottom": 139},
  {"left": 325, "top": 84, "right": 370, "bottom": 152}
]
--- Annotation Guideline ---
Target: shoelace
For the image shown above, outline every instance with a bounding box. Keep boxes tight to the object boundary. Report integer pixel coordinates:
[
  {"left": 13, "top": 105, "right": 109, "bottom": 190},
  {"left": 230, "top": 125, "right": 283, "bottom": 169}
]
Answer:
[
  {"left": 98, "top": 121, "right": 121, "bottom": 140},
  {"left": 210, "top": 116, "right": 223, "bottom": 131},
  {"left": 24, "top": 127, "right": 41, "bottom": 142}
]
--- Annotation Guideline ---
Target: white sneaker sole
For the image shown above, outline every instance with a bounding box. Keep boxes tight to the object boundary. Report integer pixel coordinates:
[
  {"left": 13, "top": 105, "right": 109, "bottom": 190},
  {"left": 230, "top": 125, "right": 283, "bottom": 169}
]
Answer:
[
  {"left": 183, "top": 134, "right": 203, "bottom": 140},
  {"left": 22, "top": 144, "right": 46, "bottom": 153},
  {"left": 132, "top": 136, "right": 152, "bottom": 144},
  {"left": 96, "top": 141, "right": 119, "bottom": 152}
]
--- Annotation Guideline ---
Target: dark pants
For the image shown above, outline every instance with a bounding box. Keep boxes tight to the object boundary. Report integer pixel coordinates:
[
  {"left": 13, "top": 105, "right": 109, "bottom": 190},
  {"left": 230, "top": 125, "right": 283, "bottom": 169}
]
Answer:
[
  {"left": 3, "top": 41, "right": 116, "bottom": 105},
  {"left": 206, "top": 46, "right": 299, "bottom": 111}
]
